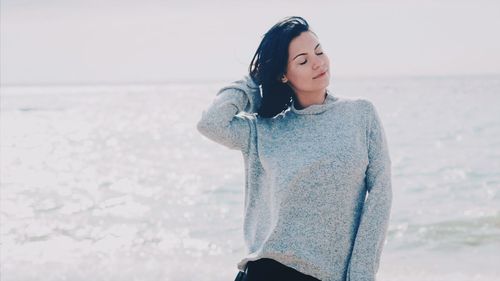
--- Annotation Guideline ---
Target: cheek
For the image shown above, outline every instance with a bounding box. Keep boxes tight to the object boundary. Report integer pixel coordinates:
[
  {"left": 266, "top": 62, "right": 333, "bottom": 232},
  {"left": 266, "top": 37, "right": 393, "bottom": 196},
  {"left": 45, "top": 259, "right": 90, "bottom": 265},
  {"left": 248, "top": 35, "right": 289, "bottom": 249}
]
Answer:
[
  {"left": 323, "top": 55, "right": 331, "bottom": 67},
  {"left": 288, "top": 70, "right": 315, "bottom": 91},
  {"left": 288, "top": 67, "right": 309, "bottom": 83}
]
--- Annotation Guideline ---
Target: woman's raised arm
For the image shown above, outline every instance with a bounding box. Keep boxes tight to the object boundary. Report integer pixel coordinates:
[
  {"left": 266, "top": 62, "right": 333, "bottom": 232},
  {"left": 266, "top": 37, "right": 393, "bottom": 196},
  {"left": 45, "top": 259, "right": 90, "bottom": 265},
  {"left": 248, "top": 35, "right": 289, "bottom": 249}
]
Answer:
[{"left": 196, "top": 75, "right": 261, "bottom": 153}]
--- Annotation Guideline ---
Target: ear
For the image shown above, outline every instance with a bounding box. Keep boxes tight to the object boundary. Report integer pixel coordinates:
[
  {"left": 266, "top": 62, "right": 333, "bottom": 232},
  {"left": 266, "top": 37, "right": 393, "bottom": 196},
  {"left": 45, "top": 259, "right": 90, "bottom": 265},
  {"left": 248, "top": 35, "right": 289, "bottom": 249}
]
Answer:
[{"left": 281, "top": 75, "right": 288, "bottom": 83}]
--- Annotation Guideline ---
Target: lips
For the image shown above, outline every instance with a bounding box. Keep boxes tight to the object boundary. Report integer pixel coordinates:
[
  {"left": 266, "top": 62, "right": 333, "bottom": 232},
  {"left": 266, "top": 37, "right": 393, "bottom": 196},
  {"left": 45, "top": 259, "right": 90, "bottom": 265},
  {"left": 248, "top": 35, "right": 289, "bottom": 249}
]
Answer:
[{"left": 313, "top": 69, "right": 328, "bottom": 79}]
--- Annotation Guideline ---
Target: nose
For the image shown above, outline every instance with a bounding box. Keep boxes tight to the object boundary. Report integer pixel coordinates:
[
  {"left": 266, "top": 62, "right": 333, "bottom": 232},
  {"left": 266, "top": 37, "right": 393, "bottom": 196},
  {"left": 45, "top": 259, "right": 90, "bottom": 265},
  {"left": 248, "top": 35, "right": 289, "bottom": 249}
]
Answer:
[{"left": 312, "top": 56, "right": 325, "bottom": 70}]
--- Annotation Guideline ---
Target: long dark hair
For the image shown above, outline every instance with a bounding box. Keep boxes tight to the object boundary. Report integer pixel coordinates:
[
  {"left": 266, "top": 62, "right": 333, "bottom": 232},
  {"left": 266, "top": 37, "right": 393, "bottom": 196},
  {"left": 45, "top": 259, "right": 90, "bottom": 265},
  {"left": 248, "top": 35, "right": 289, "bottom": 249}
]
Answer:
[{"left": 249, "top": 16, "right": 311, "bottom": 118}]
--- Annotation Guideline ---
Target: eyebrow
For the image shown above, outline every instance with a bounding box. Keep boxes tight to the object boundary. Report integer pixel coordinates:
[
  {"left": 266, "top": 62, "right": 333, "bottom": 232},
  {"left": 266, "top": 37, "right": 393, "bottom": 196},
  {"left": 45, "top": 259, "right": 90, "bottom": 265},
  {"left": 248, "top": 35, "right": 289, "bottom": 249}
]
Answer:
[{"left": 292, "top": 43, "right": 321, "bottom": 61}]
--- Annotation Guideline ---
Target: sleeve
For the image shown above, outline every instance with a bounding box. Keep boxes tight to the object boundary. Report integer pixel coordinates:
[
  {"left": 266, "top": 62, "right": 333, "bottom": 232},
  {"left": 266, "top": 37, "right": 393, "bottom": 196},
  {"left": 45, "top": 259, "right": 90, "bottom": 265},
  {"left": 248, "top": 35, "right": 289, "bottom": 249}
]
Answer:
[
  {"left": 196, "top": 75, "right": 262, "bottom": 153},
  {"left": 347, "top": 100, "right": 393, "bottom": 281}
]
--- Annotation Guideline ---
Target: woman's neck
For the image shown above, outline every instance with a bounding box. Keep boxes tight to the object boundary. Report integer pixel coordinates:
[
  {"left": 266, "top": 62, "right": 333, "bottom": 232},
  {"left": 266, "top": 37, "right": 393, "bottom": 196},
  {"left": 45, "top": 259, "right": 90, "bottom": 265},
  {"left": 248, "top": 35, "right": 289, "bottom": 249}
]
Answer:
[{"left": 294, "top": 90, "right": 328, "bottom": 110}]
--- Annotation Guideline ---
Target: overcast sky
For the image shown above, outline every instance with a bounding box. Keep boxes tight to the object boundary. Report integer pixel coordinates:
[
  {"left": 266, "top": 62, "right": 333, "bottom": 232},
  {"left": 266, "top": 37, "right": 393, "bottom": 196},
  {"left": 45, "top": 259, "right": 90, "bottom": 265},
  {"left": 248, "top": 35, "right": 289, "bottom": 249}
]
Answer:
[{"left": 1, "top": 0, "right": 499, "bottom": 85}]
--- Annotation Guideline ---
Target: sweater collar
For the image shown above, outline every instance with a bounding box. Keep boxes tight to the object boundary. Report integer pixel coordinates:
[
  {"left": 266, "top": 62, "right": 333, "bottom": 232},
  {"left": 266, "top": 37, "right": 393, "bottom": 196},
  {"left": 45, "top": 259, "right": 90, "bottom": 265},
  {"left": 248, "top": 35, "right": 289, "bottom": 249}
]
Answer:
[{"left": 290, "top": 92, "right": 338, "bottom": 115}]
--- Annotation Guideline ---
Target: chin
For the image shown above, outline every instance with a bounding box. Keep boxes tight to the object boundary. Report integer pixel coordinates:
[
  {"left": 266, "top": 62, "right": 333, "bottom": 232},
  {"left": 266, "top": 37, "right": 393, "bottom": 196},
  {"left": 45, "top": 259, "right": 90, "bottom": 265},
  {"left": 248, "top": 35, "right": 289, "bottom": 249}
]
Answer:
[{"left": 316, "top": 80, "right": 330, "bottom": 89}]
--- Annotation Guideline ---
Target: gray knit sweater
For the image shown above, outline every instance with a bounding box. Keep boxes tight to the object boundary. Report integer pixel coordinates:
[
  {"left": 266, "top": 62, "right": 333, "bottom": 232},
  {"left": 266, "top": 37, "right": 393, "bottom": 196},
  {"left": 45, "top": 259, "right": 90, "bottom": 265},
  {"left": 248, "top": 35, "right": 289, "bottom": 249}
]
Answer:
[{"left": 196, "top": 76, "right": 392, "bottom": 281}]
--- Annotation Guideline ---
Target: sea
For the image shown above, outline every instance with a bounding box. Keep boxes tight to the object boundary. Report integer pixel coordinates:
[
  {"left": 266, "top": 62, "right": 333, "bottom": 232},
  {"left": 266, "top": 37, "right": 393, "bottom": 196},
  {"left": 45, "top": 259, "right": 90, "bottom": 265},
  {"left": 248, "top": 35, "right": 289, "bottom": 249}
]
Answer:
[{"left": 1, "top": 75, "right": 499, "bottom": 281}]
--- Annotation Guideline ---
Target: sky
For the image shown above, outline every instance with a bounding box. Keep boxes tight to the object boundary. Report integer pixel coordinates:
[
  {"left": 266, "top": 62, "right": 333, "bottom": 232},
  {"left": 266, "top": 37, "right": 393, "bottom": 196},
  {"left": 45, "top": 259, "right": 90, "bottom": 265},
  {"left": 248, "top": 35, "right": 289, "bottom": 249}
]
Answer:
[{"left": 1, "top": 0, "right": 499, "bottom": 85}]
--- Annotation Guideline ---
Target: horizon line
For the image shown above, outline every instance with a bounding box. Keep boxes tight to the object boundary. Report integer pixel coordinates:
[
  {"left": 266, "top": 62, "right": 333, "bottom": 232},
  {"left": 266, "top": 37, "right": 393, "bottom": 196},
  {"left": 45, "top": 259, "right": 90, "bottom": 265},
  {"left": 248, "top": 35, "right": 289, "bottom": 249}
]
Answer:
[{"left": 1, "top": 73, "right": 499, "bottom": 88}]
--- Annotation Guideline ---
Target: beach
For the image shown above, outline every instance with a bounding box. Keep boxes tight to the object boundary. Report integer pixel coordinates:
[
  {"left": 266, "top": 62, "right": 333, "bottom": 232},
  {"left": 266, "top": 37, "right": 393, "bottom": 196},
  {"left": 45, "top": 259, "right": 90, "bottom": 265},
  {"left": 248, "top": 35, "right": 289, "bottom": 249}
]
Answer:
[{"left": 1, "top": 75, "right": 499, "bottom": 281}]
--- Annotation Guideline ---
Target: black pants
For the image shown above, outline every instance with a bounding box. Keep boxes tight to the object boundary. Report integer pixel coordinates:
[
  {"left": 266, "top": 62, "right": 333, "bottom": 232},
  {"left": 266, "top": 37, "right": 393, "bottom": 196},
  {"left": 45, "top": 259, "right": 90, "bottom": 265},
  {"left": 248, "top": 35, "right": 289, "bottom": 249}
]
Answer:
[{"left": 244, "top": 258, "right": 321, "bottom": 281}]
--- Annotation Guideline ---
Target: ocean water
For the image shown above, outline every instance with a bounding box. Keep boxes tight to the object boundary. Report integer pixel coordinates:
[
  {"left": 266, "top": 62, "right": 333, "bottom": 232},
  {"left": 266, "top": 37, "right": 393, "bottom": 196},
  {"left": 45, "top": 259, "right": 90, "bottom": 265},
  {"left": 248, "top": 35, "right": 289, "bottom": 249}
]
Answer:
[{"left": 1, "top": 76, "right": 499, "bottom": 281}]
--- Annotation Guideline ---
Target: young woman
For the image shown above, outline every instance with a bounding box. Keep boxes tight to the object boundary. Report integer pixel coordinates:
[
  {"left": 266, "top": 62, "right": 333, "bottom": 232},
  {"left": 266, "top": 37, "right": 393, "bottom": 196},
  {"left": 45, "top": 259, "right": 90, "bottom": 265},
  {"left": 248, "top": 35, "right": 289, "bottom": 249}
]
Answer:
[{"left": 197, "top": 16, "right": 392, "bottom": 281}]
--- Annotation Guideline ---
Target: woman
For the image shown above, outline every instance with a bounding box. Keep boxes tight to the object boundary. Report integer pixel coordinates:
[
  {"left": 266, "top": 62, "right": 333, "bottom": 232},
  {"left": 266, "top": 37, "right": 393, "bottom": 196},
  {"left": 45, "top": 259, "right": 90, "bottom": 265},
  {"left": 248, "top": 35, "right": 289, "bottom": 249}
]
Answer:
[{"left": 197, "top": 16, "right": 392, "bottom": 281}]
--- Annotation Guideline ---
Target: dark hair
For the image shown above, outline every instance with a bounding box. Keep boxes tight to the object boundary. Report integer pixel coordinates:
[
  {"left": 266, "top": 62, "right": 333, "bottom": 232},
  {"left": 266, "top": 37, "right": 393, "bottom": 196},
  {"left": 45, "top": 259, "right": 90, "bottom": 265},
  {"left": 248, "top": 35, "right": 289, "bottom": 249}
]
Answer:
[{"left": 249, "top": 16, "right": 312, "bottom": 118}]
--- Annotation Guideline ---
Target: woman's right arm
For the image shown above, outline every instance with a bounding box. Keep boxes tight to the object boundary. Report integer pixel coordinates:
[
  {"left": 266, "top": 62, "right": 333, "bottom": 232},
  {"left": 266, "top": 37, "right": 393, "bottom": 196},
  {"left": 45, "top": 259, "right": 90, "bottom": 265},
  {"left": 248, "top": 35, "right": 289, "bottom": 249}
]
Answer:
[{"left": 196, "top": 75, "right": 261, "bottom": 153}]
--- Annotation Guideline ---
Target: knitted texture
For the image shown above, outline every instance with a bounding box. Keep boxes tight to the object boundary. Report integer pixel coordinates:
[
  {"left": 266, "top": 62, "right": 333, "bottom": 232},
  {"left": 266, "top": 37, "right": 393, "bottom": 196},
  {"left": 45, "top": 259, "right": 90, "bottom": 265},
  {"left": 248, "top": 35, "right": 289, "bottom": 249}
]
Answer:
[{"left": 197, "top": 76, "right": 392, "bottom": 281}]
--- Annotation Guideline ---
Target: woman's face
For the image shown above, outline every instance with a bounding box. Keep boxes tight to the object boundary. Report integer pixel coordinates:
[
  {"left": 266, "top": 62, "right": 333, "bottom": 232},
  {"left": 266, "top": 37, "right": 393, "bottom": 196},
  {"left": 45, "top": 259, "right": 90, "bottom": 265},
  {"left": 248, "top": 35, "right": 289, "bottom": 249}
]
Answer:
[{"left": 283, "top": 31, "right": 330, "bottom": 94}]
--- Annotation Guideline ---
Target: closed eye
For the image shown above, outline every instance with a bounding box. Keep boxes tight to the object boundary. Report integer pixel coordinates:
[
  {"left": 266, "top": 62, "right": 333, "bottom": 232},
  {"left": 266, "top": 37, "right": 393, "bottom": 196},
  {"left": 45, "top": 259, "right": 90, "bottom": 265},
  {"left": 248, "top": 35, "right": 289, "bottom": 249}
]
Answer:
[{"left": 299, "top": 52, "right": 324, "bottom": 65}]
